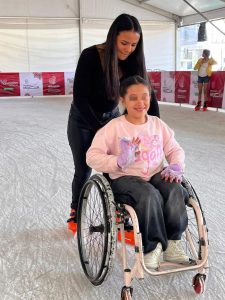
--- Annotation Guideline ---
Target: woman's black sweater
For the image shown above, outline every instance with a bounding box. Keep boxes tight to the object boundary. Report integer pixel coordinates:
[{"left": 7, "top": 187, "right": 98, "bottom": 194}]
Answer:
[{"left": 71, "top": 45, "right": 160, "bottom": 131}]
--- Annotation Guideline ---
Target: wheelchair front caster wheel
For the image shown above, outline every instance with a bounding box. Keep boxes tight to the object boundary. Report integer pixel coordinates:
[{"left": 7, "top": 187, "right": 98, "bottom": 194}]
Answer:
[
  {"left": 121, "top": 286, "right": 133, "bottom": 300},
  {"left": 192, "top": 273, "right": 206, "bottom": 294}
]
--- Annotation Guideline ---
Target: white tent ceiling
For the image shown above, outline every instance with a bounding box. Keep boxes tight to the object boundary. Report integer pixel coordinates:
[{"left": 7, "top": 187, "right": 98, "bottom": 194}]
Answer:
[
  {"left": 0, "top": 0, "right": 224, "bottom": 72},
  {"left": 123, "top": 0, "right": 225, "bottom": 25},
  {"left": 1, "top": 0, "right": 225, "bottom": 21},
  {"left": 137, "top": 0, "right": 225, "bottom": 17},
  {"left": 0, "top": 0, "right": 224, "bottom": 26}
]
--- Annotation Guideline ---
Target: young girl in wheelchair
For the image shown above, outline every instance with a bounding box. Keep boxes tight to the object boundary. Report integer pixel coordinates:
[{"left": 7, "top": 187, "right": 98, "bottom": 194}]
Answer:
[{"left": 86, "top": 75, "right": 190, "bottom": 270}]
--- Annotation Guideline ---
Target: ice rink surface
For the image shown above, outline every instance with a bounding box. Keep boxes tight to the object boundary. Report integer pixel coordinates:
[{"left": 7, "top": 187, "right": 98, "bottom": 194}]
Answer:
[{"left": 1, "top": 96, "right": 225, "bottom": 300}]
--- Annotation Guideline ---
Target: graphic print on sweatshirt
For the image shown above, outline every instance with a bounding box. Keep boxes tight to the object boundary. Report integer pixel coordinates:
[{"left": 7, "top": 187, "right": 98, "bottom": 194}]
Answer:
[{"left": 121, "top": 134, "right": 164, "bottom": 176}]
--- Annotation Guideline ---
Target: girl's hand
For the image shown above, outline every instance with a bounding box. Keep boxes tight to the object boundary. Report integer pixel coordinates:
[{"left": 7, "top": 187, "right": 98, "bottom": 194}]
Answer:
[
  {"left": 161, "top": 164, "right": 184, "bottom": 183},
  {"left": 117, "top": 137, "right": 140, "bottom": 169}
]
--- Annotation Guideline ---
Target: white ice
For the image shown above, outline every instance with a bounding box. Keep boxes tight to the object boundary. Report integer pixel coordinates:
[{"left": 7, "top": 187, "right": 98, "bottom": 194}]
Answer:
[{"left": 0, "top": 96, "right": 225, "bottom": 300}]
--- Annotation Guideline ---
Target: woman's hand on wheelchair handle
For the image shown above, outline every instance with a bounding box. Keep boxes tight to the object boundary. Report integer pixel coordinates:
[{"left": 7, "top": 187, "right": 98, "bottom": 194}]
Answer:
[{"left": 161, "top": 164, "right": 183, "bottom": 183}]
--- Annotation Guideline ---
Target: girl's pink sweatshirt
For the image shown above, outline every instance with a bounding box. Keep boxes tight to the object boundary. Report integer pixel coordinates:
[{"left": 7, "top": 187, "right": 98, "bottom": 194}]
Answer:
[{"left": 86, "top": 115, "right": 185, "bottom": 181}]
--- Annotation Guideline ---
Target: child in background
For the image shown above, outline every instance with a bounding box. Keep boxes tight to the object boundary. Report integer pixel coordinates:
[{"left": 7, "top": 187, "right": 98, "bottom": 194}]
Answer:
[
  {"left": 194, "top": 49, "right": 217, "bottom": 111},
  {"left": 86, "top": 75, "right": 189, "bottom": 270}
]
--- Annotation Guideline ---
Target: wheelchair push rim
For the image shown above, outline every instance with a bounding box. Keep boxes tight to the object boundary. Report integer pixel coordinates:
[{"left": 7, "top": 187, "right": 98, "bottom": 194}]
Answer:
[
  {"left": 181, "top": 177, "right": 208, "bottom": 264},
  {"left": 77, "top": 174, "right": 116, "bottom": 286}
]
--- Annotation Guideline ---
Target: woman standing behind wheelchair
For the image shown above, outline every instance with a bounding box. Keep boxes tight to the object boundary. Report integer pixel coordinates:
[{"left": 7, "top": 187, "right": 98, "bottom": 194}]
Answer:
[
  {"left": 67, "top": 14, "right": 160, "bottom": 231},
  {"left": 86, "top": 75, "right": 190, "bottom": 270}
]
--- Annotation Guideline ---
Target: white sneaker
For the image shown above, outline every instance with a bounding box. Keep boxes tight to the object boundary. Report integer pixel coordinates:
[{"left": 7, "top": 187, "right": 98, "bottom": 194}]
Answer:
[
  {"left": 144, "top": 243, "right": 162, "bottom": 269},
  {"left": 163, "top": 240, "right": 189, "bottom": 264}
]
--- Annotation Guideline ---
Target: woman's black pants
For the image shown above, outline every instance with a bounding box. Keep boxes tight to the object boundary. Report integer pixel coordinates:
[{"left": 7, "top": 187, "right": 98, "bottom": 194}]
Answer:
[{"left": 67, "top": 110, "right": 95, "bottom": 210}]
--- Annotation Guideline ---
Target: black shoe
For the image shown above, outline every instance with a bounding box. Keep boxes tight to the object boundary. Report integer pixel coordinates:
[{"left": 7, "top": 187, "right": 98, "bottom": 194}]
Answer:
[
  {"left": 67, "top": 209, "right": 77, "bottom": 223},
  {"left": 195, "top": 101, "right": 201, "bottom": 111}
]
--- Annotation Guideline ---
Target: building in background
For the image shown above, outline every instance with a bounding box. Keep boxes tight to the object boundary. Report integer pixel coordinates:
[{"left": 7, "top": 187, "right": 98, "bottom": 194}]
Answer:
[{"left": 177, "top": 19, "right": 225, "bottom": 71}]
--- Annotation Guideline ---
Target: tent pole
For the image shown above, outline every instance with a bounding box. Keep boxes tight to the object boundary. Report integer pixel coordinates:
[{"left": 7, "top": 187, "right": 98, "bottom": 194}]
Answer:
[{"left": 78, "top": 0, "right": 83, "bottom": 54}]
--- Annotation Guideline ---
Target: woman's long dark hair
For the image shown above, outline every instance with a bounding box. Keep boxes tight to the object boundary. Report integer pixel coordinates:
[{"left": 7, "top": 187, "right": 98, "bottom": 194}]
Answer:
[{"left": 104, "top": 14, "right": 147, "bottom": 102}]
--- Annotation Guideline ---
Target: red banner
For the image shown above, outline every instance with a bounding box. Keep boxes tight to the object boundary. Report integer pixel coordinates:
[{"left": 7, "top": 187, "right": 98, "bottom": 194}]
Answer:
[
  {"left": 0, "top": 71, "right": 225, "bottom": 109},
  {"left": 0, "top": 73, "right": 20, "bottom": 97},
  {"left": 175, "top": 71, "right": 190, "bottom": 104},
  {"left": 208, "top": 72, "right": 225, "bottom": 108},
  {"left": 42, "top": 72, "right": 65, "bottom": 96},
  {"left": 148, "top": 72, "right": 161, "bottom": 100}
]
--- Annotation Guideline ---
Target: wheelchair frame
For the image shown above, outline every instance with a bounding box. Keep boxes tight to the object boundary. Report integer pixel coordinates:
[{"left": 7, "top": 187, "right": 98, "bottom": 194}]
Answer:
[{"left": 77, "top": 174, "right": 209, "bottom": 299}]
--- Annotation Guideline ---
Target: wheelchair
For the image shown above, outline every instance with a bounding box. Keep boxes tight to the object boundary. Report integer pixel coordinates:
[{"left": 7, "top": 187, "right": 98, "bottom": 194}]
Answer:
[{"left": 77, "top": 173, "right": 208, "bottom": 300}]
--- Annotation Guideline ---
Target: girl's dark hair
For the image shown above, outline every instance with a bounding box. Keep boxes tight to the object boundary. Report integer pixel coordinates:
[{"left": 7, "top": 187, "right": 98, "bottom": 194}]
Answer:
[
  {"left": 120, "top": 75, "right": 150, "bottom": 97},
  {"left": 203, "top": 49, "right": 210, "bottom": 57},
  {"left": 104, "top": 14, "right": 147, "bottom": 101}
]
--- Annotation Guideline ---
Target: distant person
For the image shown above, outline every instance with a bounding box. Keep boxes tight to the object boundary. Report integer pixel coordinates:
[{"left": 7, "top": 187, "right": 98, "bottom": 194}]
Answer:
[
  {"left": 67, "top": 14, "right": 160, "bottom": 233},
  {"left": 86, "top": 75, "right": 189, "bottom": 270},
  {"left": 194, "top": 49, "right": 217, "bottom": 111}
]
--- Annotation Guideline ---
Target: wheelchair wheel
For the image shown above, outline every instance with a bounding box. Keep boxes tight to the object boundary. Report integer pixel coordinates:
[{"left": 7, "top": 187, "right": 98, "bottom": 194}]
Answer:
[
  {"left": 181, "top": 177, "right": 208, "bottom": 263},
  {"left": 193, "top": 273, "right": 206, "bottom": 294},
  {"left": 77, "top": 174, "right": 116, "bottom": 286}
]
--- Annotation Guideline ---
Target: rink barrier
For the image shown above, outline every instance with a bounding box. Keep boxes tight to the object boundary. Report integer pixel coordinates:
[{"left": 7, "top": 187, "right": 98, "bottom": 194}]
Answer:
[{"left": 0, "top": 71, "right": 225, "bottom": 109}]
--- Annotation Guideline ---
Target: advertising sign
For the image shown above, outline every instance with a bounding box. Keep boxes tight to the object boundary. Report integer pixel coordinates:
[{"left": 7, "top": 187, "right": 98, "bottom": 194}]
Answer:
[
  {"left": 42, "top": 72, "right": 65, "bottom": 96},
  {"left": 19, "top": 72, "right": 43, "bottom": 96},
  {"left": 0, "top": 73, "right": 20, "bottom": 97},
  {"left": 148, "top": 72, "right": 161, "bottom": 101},
  {"left": 190, "top": 71, "right": 199, "bottom": 105},
  {"left": 64, "top": 72, "right": 74, "bottom": 95},
  {"left": 208, "top": 72, "right": 225, "bottom": 108},
  {"left": 161, "top": 71, "right": 175, "bottom": 103},
  {"left": 175, "top": 71, "right": 190, "bottom": 104}
]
